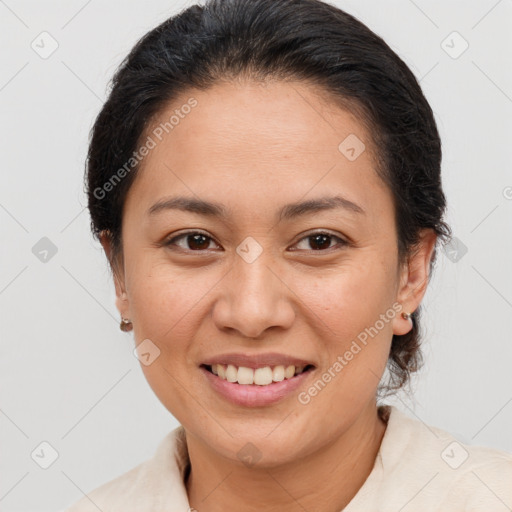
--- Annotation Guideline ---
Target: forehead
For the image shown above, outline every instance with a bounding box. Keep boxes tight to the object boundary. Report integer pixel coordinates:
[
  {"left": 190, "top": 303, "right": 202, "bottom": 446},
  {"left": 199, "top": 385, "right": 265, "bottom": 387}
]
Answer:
[{"left": 124, "top": 80, "right": 392, "bottom": 225}]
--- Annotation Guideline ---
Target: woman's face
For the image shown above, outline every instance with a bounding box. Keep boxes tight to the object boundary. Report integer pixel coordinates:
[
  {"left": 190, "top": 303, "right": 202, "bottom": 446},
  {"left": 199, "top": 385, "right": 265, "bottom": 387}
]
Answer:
[{"left": 105, "top": 80, "right": 434, "bottom": 466}]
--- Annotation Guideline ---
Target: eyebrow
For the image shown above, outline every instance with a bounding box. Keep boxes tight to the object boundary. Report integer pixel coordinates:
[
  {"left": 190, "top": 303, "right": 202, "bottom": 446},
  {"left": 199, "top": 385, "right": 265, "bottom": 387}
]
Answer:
[{"left": 147, "top": 195, "right": 365, "bottom": 221}]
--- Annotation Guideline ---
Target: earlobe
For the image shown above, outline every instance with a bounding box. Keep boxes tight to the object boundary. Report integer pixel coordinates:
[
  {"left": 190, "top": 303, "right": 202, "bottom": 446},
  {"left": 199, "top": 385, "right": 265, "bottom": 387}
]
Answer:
[{"left": 393, "top": 307, "right": 414, "bottom": 336}]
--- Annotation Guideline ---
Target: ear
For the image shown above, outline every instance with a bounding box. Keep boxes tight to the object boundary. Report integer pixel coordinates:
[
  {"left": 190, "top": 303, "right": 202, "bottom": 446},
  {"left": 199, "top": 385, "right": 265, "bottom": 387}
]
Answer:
[
  {"left": 393, "top": 228, "right": 438, "bottom": 336},
  {"left": 99, "top": 230, "right": 130, "bottom": 319}
]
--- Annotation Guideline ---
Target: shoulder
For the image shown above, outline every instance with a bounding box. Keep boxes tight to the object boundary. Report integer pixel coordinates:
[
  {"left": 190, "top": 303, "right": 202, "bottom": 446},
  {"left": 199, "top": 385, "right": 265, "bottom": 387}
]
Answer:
[
  {"left": 380, "top": 405, "right": 512, "bottom": 510},
  {"left": 64, "top": 461, "right": 146, "bottom": 512},
  {"left": 63, "top": 425, "right": 190, "bottom": 511},
  {"left": 442, "top": 442, "right": 512, "bottom": 509}
]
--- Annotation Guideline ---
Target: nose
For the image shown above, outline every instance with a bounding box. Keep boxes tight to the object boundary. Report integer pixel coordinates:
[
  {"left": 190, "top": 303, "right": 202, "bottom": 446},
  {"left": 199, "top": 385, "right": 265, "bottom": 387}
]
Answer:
[{"left": 212, "top": 252, "right": 296, "bottom": 339}]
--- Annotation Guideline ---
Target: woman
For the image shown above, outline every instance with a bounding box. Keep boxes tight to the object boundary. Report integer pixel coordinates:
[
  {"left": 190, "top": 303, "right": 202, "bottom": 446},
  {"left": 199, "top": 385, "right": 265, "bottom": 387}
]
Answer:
[{"left": 65, "top": 0, "right": 512, "bottom": 510}]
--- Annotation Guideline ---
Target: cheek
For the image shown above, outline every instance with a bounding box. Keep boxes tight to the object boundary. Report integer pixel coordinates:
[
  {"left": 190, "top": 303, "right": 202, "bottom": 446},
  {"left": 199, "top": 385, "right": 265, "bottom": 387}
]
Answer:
[
  {"left": 124, "top": 245, "right": 219, "bottom": 336},
  {"left": 130, "top": 271, "right": 210, "bottom": 344},
  {"left": 295, "top": 257, "right": 396, "bottom": 400},
  {"left": 126, "top": 263, "right": 214, "bottom": 422},
  {"left": 298, "top": 256, "right": 397, "bottom": 335}
]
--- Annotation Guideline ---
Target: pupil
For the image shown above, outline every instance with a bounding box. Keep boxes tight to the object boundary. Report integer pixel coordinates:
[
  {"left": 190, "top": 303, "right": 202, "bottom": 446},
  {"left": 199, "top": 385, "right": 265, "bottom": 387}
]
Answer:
[
  {"left": 189, "top": 234, "right": 209, "bottom": 250},
  {"left": 310, "top": 234, "right": 330, "bottom": 250}
]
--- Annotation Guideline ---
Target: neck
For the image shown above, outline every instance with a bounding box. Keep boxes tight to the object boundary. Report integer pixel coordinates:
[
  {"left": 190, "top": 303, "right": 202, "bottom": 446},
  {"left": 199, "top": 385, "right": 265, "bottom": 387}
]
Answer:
[{"left": 185, "top": 400, "right": 387, "bottom": 512}]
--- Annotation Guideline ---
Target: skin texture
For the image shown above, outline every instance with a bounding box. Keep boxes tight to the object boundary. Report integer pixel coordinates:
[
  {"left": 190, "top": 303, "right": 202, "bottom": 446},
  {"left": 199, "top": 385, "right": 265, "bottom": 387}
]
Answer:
[{"left": 101, "top": 79, "right": 437, "bottom": 511}]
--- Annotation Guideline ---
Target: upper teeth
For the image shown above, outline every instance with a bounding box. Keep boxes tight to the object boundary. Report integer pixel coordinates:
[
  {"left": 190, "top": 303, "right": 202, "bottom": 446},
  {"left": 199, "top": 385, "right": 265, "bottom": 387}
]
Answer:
[{"left": 210, "top": 364, "right": 307, "bottom": 385}]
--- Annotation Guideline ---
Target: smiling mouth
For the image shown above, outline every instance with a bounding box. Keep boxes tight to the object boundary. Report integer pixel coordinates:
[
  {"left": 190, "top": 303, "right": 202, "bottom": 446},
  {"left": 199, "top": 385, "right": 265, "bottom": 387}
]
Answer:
[{"left": 201, "top": 363, "right": 315, "bottom": 386}]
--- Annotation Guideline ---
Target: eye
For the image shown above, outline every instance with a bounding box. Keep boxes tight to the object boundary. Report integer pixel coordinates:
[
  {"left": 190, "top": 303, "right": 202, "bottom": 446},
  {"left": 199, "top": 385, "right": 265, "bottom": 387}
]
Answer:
[
  {"left": 291, "top": 231, "right": 348, "bottom": 252},
  {"left": 164, "top": 231, "right": 220, "bottom": 251},
  {"left": 163, "top": 230, "right": 348, "bottom": 253}
]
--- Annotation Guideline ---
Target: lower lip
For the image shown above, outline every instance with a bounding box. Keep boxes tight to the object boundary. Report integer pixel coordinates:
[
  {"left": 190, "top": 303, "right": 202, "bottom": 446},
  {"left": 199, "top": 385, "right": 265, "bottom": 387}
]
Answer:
[{"left": 200, "top": 366, "right": 315, "bottom": 407}]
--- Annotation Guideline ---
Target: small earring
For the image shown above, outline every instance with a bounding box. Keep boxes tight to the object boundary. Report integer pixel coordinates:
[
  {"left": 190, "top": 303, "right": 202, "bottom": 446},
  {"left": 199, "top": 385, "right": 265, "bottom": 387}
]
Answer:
[
  {"left": 120, "top": 317, "right": 133, "bottom": 332},
  {"left": 401, "top": 311, "right": 412, "bottom": 321}
]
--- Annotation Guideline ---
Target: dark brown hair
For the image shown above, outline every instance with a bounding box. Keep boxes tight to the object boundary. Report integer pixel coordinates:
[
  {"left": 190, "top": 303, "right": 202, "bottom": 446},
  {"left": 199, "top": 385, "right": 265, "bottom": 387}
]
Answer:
[{"left": 85, "top": 0, "right": 452, "bottom": 396}]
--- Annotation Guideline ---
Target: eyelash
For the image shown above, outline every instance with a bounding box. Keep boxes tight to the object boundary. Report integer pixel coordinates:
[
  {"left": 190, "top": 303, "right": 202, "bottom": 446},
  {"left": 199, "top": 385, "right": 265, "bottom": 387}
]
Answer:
[{"left": 163, "top": 230, "right": 349, "bottom": 253}]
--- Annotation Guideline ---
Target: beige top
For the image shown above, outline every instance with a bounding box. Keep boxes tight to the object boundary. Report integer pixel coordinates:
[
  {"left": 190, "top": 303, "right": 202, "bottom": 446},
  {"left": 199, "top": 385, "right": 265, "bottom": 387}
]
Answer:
[{"left": 64, "top": 405, "right": 512, "bottom": 511}]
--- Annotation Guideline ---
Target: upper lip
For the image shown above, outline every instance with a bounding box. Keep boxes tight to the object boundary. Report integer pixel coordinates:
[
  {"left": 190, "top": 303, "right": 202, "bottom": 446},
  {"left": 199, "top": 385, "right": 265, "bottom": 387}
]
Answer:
[{"left": 201, "top": 352, "right": 316, "bottom": 370}]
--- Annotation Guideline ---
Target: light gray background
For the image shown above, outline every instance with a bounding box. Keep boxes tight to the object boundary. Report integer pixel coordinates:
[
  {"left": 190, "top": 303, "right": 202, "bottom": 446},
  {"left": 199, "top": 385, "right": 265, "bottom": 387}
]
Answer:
[{"left": 1, "top": 0, "right": 511, "bottom": 510}]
